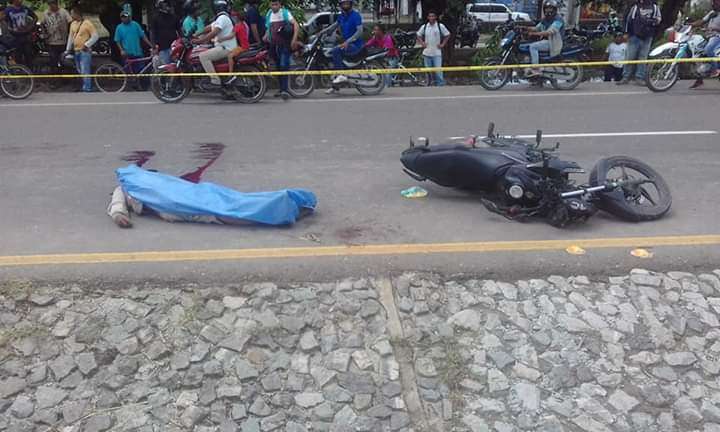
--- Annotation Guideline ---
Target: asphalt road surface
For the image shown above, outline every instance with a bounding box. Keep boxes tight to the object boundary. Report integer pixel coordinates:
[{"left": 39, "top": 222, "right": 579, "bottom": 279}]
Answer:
[{"left": 1, "top": 83, "right": 719, "bottom": 281}]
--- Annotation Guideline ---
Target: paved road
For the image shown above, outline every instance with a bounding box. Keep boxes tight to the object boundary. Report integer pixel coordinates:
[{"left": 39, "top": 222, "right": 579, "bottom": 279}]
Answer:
[{"left": 1, "top": 83, "right": 719, "bottom": 281}]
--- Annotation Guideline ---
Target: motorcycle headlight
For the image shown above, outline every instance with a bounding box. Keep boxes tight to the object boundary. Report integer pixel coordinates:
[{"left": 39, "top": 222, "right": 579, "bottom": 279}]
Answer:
[
  {"left": 508, "top": 184, "right": 524, "bottom": 199},
  {"left": 501, "top": 38, "right": 510, "bottom": 48}
]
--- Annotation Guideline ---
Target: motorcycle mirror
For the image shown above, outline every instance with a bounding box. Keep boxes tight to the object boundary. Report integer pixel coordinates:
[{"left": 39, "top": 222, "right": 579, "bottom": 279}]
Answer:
[
  {"left": 487, "top": 122, "right": 495, "bottom": 138},
  {"left": 535, "top": 130, "right": 542, "bottom": 147}
]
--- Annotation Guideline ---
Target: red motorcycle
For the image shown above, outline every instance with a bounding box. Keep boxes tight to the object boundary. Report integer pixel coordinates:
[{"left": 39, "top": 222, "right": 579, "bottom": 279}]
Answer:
[{"left": 151, "top": 37, "right": 269, "bottom": 103}]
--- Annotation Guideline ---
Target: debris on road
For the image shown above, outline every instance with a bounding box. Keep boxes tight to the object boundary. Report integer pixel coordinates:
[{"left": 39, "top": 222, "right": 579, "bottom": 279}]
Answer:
[{"left": 401, "top": 186, "right": 428, "bottom": 199}]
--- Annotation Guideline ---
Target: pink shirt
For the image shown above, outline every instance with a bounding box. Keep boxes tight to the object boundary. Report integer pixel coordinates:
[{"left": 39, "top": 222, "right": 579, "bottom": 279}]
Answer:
[{"left": 365, "top": 34, "right": 399, "bottom": 58}]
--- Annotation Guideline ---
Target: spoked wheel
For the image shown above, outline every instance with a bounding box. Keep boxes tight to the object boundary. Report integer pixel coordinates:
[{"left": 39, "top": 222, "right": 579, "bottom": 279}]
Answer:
[
  {"left": 94, "top": 62, "right": 127, "bottom": 93},
  {"left": 230, "top": 66, "right": 267, "bottom": 103},
  {"left": 477, "top": 58, "right": 510, "bottom": 91},
  {"left": 549, "top": 63, "right": 583, "bottom": 90},
  {"left": 150, "top": 70, "right": 190, "bottom": 103},
  {"left": 355, "top": 61, "right": 386, "bottom": 96},
  {"left": 0, "top": 64, "right": 34, "bottom": 100},
  {"left": 589, "top": 156, "right": 672, "bottom": 222},
  {"left": 287, "top": 65, "right": 315, "bottom": 98},
  {"left": 645, "top": 57, "right": 679, "bottom": 92}
]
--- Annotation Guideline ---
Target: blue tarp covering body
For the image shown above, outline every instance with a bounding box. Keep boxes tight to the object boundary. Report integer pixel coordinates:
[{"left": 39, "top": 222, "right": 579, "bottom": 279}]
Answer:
[{"left": 116, "top": 165, "right": 317, "bottom": 226}]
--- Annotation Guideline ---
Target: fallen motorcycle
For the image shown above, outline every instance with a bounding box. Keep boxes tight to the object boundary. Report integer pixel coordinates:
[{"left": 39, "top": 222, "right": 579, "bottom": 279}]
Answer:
[
  {"left": 151, "top": 37, "right": 268, "bottom": 103},
  {"left": 400, "top": 123, "right": 672, "bottom": 228}
]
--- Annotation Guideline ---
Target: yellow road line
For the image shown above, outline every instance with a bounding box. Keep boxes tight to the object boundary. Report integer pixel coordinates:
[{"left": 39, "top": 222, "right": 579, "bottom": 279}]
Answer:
[{"left": 1, "top": 235, "right": 718, "bottom": 267}]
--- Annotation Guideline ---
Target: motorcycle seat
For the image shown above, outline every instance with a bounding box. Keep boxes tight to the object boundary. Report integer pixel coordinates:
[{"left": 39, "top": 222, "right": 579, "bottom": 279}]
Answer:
[
  {"left": 517, "top": 43, "right": 584, "bottom": 61},
  {"left": 401, "top": 144, "right": 523, "bottom": 190}
]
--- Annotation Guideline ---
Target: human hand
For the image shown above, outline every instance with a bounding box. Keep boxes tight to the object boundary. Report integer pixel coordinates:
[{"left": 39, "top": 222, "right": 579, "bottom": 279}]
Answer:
[{"left": 340, "top": 42, "right": 348, "bottom": 50}]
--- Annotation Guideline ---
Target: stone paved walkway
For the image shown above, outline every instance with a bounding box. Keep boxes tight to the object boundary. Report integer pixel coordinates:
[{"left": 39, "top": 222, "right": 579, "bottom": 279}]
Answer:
[{"left": 2, "top": 269, "right": 720, "bottom": 432}]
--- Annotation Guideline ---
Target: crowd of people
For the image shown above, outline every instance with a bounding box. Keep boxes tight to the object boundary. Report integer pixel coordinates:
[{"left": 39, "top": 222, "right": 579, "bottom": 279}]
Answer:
[{"left": 0, "top": 0, "right": 718, "bottom": 94}]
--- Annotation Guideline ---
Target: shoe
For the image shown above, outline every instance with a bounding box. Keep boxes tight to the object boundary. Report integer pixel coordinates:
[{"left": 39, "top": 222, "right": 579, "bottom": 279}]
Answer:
[
  {"left": 273, "top": 91, "right": 284, "bottom": 98},
  {"left": 689, "top": 79, "right": 704, "bottom": 89},
  {"left": 225, "top": 76, "right": 237, "bottom": 85},
  {"left": 325, "top": 87, "right": 339, "bottom": 95},
  {"left": 709, "top": 70, "right": 720, "bottom": 78},
  {"left": 280, "top": 91, "right": 290, "bottom": 101},
  {"left": 616, "top": 78, "right": 630, "bottom": 85},
  {"left": 332, "top": 75, "right": 348, "bottom": 85}
]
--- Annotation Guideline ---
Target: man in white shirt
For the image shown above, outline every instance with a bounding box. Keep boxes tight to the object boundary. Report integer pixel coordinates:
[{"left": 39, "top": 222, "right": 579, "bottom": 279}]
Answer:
[
  {"left": 416, "top": 11, "right": 450, "bottom": 86},
  {"left": 193, "top": 0, "right": 237, "bottom": 86}
]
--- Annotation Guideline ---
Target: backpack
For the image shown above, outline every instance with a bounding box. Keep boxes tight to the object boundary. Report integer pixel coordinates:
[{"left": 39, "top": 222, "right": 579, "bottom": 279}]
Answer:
[
  {"left": 630, "top": 4, "right": 659, "bottom": 39},
  {"left": 265, "top": 8, "right": 292, "bottom": 43},
  {"left": 419, "top": 22, "right": 445, "bottom": 41}
]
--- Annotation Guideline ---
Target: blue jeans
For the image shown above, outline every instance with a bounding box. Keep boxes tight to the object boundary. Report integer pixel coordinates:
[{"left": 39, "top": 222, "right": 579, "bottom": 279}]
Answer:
[
  {"left": 331, "top": 45, "right": 363, "bottom": 70},
  {"left": 529, "top": 40, "right": 550, "bottom": 65},
  {"left": 705, "top": 35, "right": 720, "bottom": 74},
  {"left": 74, "top": 51, "right": 93, "bottom": 92},
  {"left": 386, "top": 56, "right": 398, "bottom": 86},
  {"left": 272, "top": 45, "right": 291, "bottom": 92},
  {"left": 623, "top": 35, "right": 653, "bottom": 80},
  {"left": 158, "top": 48, "right": 172, "bottom": 65},
  {"left": 423, "top": 55, "right": 444, "bottom": 86}
]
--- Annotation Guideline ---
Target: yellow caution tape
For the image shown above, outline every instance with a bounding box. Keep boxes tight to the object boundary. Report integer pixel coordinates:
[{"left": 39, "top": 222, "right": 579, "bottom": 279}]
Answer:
[{"left": 3, "top": 56, "right": 719, "bottom": 79}]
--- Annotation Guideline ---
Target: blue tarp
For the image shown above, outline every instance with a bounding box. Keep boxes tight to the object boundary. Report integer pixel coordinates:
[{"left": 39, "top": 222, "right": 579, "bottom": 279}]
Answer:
[{"left": 116, "top": 165, "right": 317, "bottom": 226}]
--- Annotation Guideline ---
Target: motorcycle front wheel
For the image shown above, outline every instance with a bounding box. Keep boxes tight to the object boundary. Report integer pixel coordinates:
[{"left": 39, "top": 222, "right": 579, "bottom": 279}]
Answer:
[
  {"left": 150, "top": 70, "right": 191, "bottom": 103},
  {"left": 645, "top": 56, "right": 679, "bottom": 92},
  {"left": 287, "top": 65, "right": 316, "bottom": 98},
  {"left": 589, "top": 156, "right": 672, "bottom": 222},
  {"left": 230, "top": 66, "right": 267, "bottom": 104},
  {"left": 0, "top": 64, "right": 34, "bottom": 100},
  {"left": 477, "top": 58, "right": 510, "bottom": 91},
  {"left": 549, "top": 63, "right": 583, "bottom": 90},
  {"left": 356, "top": 60, "right": 386, "bottom": 96}
]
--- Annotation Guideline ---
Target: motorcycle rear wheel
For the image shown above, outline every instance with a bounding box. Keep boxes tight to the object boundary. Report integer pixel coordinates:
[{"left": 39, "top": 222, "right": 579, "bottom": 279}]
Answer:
[
  {"left": 645, "top": 57, "right": 679, "bottom": 92},
  {"left": 549, "top": 63, "right": 583, "bottom": 90},
  {"left": 356, "top": 60, "right": 386, "bottom": 96},
  {"left": 589, "top": 156, "right": 672, "bottom": 222},
  {"left": 0, "top": 64, "right": 34, "bottom": 100},
  {"left": 150, "top": 70, "right": 191, "bottom": 103},
  {"left": 477, "top": 58, "right": 510, "bottom": 91},
  {"left": 231, "top": 66, "right": 267, "bottom": 104},
  {"left": 287, "top": 65, "right": 315, "bottom": 98}
]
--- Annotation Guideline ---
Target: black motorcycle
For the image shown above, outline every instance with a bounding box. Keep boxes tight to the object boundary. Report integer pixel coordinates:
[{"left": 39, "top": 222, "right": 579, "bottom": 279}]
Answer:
[
  {"left": 456, "top": 15, "right": 481, "bottom": 48},
  {"left": 400, "top": 123, "right": 672, "bottom": 228},
  {"left": 392, "top": 28, "right": 417, "bottom": 50}
]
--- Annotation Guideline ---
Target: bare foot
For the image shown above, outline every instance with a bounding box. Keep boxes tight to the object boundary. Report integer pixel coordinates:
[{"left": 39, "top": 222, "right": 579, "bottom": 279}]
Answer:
[{"left": 112, "top": 212, "right": 133, "bottom": 228}]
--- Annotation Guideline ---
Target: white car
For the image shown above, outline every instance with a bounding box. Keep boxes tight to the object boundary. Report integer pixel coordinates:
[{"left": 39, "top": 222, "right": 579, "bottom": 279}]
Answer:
[
  {"left": 302, "top": 11, "right": 338, "bottom": 36},
  {"left": 466, "top": 3, "right": 533, "bottom": 24}
]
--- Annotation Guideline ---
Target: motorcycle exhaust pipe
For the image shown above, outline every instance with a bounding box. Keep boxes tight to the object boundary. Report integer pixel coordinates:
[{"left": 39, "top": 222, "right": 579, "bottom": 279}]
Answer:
[{"left": 560, "top": 185, "right": 607, "bottom": 198}]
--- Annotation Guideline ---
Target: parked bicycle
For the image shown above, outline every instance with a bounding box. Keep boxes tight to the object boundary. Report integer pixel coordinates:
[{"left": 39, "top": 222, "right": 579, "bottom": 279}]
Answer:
[
  {"left": 0, "top": 49, "right": 34, "bottom": 100},
  {"left": 94, "top": 54, "right": 161, "bottom": 93},
  {"left": 390, "top": 49, "right": 430, "bottom": 87}
]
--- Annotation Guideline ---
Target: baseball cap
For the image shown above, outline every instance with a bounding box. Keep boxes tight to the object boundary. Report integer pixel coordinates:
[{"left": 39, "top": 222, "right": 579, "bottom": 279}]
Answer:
[{"left": 120, "top": 11, "right": 131, "bottom": 17}]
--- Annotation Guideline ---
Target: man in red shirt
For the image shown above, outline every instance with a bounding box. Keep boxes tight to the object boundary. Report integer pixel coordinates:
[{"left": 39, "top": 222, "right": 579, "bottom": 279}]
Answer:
[{"left": 225, "top": 10, "right": 250, "bottom": 83}]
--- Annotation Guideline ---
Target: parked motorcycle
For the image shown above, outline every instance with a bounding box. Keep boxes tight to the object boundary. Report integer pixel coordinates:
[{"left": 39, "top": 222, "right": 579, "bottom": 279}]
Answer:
[
  {"left": 151, "top": 37, "right": 269, "bottom": 104},
  {"left": 32, "top": 23, "right": 48, "bottom": 56},
  {"left": 645, "top": 23, "right": 720, "bottom": 92},
  {"left": 400, "top": 123, "right": 672, "bottom": 228},
  {"left": 456, "top": 15, "right": 481, "bottom": 48},
  {"left": 287, "top": 26, "right": 387, "bottom": 97},
  {"left": 392, "top": 28, "right": 417, "bottom": 50},
  {"left": 477, "top": 19, "right": 594, "bottom": 91},
  {"left": 0, "top": 47, "right": 34, "bottom": 100}
]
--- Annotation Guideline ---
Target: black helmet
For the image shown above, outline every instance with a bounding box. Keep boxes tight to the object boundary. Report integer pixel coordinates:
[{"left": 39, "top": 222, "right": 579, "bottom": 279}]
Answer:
[
  {"left": 212, "top": 0, "right": 230, "bottom": 15},
  {"left": 183, "top": 0, "right": 196, "bottom": 15},
  {"left": 543, "top": 0, "right": 558, "bottom": 18},
  {"left": 155, "top": 0, "right": 171, "bottom": 14}
]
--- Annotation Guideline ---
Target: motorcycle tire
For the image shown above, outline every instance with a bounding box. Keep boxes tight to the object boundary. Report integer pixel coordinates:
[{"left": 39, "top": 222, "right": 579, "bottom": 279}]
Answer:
[
  {"left": 287, "top": 65, "right": 315, "bottom": 98},
  {"left": 94, "top": 62, "right": 127, "bottom": 93},
  {"left": 150, "top": 70, "right": 191, "bottom": 103},
  {"left": 645, "top": 56, "right": 679, "bottom": 93},
  {"left": 231, "top": 66, "right": 267, "bottom": 104},
  {"left": 589, "top": 156, "right": 672, "bottom": 222},
  {"left": 549, "top": 62, "right": 583, "bottom": 90},
  {"left": 477, "top": 58, "right": 510, "bottom": 91},
  {"left": 356, "top": 60, "right": 386, "bottom": 96},
  {"left": 0, "top": 64, "right": 34, "bottom": 100}
]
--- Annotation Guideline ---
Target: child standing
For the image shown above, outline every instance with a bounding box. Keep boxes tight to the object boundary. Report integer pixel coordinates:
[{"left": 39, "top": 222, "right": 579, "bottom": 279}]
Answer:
[
  {"left": 605, "top": 32, "right": 627, "bottom": 82},
  {"left": 365, "top": 23, "right": 399, "bottom": 86}
]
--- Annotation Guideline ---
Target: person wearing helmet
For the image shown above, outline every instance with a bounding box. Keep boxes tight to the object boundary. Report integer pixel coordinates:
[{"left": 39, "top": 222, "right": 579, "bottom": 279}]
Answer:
[
  {"left": 688, "top": 0, "right": 720, "bottom": 88},
  {"left": 193, "top": 0, "right": 237, "bottom": 87},
  {"left": 151, "top": 0, "right": 178, "bottom": 65},
  {"left": 182, "top": 0, "right": 205, "bottom": 38},
  {"left": 525, "top": 0, "right": 564, "bottom": 76},
  {"left": 325, "top": 0, "right": 364, "bottom": 92}
]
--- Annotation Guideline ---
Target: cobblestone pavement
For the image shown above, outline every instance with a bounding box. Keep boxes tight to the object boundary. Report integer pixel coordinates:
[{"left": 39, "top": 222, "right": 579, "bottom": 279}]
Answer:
[{"left": 2, "top": 269, "right": 720, "bottom": 432}]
